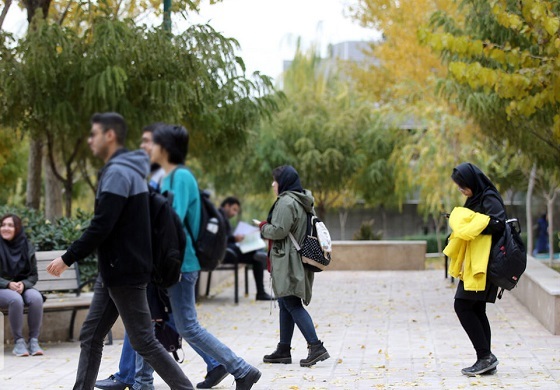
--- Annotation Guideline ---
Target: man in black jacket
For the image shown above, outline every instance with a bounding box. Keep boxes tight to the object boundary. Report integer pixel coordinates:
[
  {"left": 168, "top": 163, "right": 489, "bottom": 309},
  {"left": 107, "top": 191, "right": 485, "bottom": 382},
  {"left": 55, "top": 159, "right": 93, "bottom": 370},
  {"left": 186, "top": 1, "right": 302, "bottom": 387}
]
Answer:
[{"left": 47, "top": 112, "right": 193, "bottom": 390}]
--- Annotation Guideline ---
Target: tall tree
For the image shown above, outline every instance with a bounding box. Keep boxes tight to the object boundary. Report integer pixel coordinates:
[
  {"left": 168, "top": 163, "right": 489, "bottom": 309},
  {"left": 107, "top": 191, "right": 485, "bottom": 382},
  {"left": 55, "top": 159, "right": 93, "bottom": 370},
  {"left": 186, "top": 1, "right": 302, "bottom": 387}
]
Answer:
[
  {"left": 2, "top": 0, "right": 226, "bottom": 214},
  {"left": 0, "top": 19, "right": 278, "bottom": 215},
  {"left": 348, "top": 0, "right": 497, "bottom": 222},
  {"left": 420, "top": 0, "right": 560, "bottom": 168},
  {"left": 214, "top": 43, "right": 392, "bottom": 222}
]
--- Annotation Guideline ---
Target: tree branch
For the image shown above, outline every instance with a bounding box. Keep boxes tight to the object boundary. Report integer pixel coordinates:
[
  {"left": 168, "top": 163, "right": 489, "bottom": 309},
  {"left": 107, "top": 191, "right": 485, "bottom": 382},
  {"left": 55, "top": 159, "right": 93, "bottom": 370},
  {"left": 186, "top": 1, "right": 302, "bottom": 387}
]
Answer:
[
  {"left": 0, "top": 0, "right": 13, "bottom": 31},
  {"left": 78, "top": 159, "right": 96, "bottom": 194},
  {"left": 58, "top": 0, "right": 73, "bottom": 26},
  {"left": 46, "top": 131, "right": 68, "bottom": 183}
]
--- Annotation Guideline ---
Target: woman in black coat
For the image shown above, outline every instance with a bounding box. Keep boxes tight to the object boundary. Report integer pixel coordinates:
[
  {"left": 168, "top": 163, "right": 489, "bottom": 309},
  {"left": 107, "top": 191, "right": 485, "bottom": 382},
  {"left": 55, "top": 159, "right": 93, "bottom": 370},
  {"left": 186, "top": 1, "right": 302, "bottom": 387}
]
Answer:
[
  {"left": 451, "top": 163, "right": 506, "bottom": 376},
  {"left": 0, "top": 213, "right": 44, "bottom": 356}
]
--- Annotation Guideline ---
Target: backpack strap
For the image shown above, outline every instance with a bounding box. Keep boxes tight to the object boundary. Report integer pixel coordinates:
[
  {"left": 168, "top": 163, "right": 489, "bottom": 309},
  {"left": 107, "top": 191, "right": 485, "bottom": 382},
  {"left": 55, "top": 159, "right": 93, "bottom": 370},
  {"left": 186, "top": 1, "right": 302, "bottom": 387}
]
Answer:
[
  {"left": 497, "top": 287, "right": 505, "bottom": 300},
  {"left": 288, "top": 232, "right": 301, "bottom": 251},
  {"left": 170, "top": 166, "right": 198, "bottom": 244}
]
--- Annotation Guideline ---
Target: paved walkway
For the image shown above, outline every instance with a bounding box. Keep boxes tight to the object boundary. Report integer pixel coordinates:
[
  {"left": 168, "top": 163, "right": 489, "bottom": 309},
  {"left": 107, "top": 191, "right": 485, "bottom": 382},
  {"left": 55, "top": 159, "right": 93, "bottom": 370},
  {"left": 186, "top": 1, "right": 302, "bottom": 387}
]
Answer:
[{"left": 1, "top": 270, "right": 559, "bottom": 389}]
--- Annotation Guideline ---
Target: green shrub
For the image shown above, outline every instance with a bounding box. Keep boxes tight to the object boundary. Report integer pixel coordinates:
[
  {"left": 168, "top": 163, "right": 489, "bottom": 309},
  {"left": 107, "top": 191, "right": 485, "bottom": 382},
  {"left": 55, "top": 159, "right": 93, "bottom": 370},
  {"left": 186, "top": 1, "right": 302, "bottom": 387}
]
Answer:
[
  {"left": 0, "top": 206, "right": 97, "bottom": 283},
  {"left": 401, "top": 233, "right": 447, "bottom": 253},
  {"left": 353, "top": 219, "right": 383, "bottom": 240}
]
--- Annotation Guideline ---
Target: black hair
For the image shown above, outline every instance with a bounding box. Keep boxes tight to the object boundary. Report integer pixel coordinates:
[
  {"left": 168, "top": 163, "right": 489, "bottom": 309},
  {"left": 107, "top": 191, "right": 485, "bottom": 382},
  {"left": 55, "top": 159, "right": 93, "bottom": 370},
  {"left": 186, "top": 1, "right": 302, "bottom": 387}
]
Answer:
[
  {"left": 90, "top": 112, "right": 127, "bottom": 145},
  {"left": 152, "top": 125, "right": 189, "bottom": 165},
  {"left": 142, "top": 122, "right": 165, "bottom": 133},
  {"left": 221, "top": 196, "right": 240, "bottom": 208}
]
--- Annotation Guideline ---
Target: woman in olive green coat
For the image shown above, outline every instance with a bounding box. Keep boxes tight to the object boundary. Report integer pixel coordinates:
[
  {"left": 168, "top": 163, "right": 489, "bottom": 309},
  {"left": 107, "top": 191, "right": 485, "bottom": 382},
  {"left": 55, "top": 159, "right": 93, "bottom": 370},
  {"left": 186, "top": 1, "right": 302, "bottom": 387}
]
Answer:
[{"left": 259, "top": 165, "right": 330, "bottom": 368}]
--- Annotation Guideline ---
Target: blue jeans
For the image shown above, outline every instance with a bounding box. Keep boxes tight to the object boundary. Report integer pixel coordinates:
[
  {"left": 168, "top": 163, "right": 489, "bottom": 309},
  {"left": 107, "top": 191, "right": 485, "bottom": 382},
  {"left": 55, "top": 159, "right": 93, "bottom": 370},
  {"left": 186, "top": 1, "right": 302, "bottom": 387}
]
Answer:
[
  {"left": 116, "top": 315, "right": 220, "bottom": 389},
  {"left": 167, "top": 271, "right": 251, "bottom": 379},
  {"left": 73, "top": 275, "right": 193, "bottom": 390},
  {"left": 113, "top": 329, "right": 158, "bottom": 390},
  {"left": 278, "top": 295, "right": 319, "bottom": 346},
  {"left": 113, "top": 332, "right": 135, "bottom": 385}
]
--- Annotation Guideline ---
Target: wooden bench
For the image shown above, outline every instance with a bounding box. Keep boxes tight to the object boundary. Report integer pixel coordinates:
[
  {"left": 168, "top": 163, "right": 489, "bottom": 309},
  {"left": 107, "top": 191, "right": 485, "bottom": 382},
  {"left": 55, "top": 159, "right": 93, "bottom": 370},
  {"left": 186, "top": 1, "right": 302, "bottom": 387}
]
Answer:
[
  {"left": 1, "top": 250, "right": 94, "bottom": 341},
  {"left": 201, "top": 248, "right": 249, "bottom": 304}
]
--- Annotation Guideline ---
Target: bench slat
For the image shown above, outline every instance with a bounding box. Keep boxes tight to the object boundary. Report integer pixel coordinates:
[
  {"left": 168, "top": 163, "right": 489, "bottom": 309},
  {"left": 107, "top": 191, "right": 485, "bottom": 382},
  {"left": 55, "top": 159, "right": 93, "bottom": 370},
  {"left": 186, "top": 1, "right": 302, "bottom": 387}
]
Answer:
[
  {"left": 37, "top": 270, "right": 79, "bottom": 281},
  {"left": 35, "top": 250, "right": 66, "bottom": 261},
  {"left": 35, "top": 279, "right": 81, "bottom": 291}
]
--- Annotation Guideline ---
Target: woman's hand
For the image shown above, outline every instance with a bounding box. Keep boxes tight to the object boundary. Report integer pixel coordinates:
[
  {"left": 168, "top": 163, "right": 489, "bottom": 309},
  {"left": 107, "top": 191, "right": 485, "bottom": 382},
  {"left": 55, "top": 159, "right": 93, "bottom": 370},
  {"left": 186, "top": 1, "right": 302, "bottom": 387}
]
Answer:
[{"left": 8, "top": 281, "right": 24, "bottom": 294}]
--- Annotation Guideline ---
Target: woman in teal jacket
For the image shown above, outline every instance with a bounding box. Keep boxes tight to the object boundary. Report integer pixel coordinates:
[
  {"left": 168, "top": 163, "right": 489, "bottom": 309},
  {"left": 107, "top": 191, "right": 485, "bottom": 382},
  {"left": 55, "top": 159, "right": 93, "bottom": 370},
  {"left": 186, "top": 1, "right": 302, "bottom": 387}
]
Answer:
[{"left": 260, "top": 165, "right": 330, "bottom": 368}]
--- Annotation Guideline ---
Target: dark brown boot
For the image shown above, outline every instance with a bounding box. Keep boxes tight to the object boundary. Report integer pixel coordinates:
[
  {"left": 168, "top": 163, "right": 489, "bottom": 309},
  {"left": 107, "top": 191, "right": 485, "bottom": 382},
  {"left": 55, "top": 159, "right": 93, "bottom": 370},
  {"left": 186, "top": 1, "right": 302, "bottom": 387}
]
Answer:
[
  {"left": 263, "top": 343, "right": 292, "bottom": 364},
  {"left": 300, "top": 341, "right": 330, "bottom": 367}
]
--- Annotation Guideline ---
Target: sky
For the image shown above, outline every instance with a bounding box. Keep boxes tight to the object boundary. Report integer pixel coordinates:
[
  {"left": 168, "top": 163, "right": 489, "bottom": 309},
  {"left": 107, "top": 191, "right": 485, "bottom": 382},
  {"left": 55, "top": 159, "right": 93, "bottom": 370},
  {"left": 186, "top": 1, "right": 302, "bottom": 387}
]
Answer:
[{"left": 3, "top": 0, "right": 379, "bottom": 81}]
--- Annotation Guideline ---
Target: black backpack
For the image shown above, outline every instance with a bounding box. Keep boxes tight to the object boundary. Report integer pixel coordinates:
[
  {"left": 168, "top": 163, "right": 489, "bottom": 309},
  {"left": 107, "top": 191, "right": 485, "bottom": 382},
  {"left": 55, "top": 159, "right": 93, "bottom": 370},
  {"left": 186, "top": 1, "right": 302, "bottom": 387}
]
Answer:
[
  {"left": 149, "top": 187, "right": 186, "bottom": 288},
  {"left": 170, "top": 168, "right": 228, "bottom": 271},
  {"left": 488, "top": 218, "right": 527, "bottom": 298}
]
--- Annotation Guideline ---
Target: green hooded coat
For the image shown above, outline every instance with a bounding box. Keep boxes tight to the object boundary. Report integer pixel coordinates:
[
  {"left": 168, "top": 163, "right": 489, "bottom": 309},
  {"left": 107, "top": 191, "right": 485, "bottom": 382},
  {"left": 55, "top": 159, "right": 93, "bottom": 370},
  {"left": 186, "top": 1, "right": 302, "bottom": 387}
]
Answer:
[{"left": 261, "top": 190, "right": 315, "bottom": 305}]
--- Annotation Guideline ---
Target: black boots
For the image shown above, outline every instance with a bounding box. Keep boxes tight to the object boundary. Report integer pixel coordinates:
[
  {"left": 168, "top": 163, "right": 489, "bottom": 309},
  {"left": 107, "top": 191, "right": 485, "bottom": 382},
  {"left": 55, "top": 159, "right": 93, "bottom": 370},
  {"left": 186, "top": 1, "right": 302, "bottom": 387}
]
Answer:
[
  {"left": 300, "top": 342, "right": 330, "bottom": 367},
  {"left": 264, "top": 341, "right": 330, "bottom": 367},
  {"left": 263, "top": 343, "right": 292, "bottom": 364}
]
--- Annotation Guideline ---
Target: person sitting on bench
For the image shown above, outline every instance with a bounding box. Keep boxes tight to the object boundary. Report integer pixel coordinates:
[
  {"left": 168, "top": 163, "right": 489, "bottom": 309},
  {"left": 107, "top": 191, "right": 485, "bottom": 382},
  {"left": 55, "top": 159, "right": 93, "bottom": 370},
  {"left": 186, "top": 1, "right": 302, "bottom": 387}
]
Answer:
[
  {"left": 0, "top": 213, "right": 44, "bottom": 357},
  {"left": 219, "top": 197, "right": 273, "bottom": 301}
]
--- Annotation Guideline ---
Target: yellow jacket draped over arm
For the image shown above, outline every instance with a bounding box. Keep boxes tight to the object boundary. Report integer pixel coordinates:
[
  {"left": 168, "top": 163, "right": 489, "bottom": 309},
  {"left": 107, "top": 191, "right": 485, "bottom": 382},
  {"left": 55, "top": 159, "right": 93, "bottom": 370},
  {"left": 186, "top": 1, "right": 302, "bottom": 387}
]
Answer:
[{"left": 443, "top": 207, "right": 491, "bottom": 291}]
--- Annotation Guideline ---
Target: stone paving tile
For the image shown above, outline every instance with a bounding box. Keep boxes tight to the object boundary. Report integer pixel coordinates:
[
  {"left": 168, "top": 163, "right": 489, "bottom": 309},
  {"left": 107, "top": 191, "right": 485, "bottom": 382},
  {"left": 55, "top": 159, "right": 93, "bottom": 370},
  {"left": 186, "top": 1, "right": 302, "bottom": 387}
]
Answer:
[{"left": 1, "top": 270, "right": 559, "bottom": 389}]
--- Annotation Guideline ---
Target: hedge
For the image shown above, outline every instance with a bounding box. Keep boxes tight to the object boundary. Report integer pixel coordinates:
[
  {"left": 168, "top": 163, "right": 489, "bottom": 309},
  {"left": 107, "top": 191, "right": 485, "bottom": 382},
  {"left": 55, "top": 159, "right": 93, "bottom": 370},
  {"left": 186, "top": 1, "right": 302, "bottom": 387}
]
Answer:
[{"left": 0, "top": 206, "right": 97, "bottom": 283}]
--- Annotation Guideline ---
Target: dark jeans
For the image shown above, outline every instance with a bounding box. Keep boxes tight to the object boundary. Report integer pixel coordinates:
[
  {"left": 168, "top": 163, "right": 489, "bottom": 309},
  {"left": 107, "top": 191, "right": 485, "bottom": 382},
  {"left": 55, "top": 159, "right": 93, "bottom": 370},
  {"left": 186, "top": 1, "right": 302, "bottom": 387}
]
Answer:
[
  {"left": 278, "top": 295, "right": 319, "bottom": 346},
  {"left": 223, "top": 245, "right": 266, "bottom": 294},
  {"left": 73, "top": 275, "right": 193, "bottom": 390},
  {"left": 454, "top": 298, "right": 492, "bottom": 359}
]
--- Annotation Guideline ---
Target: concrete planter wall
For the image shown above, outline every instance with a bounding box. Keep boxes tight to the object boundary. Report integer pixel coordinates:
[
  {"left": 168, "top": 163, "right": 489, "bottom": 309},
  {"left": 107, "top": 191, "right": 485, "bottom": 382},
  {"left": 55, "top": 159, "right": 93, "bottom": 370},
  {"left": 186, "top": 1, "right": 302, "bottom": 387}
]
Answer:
[
  {"left": 330, "top": 240, "right": 427, "bottom": 270},
  {"left": 511, "top": 256, "right": 560, "bottom": 335}
]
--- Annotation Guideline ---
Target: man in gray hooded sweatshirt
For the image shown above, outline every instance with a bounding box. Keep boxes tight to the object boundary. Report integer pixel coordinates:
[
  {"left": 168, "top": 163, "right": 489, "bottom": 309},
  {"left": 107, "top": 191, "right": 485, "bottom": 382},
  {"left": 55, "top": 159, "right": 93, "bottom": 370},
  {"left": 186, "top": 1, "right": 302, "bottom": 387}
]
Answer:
[{"left": 47, "top": 112, "right": 193, "bottom": 390}]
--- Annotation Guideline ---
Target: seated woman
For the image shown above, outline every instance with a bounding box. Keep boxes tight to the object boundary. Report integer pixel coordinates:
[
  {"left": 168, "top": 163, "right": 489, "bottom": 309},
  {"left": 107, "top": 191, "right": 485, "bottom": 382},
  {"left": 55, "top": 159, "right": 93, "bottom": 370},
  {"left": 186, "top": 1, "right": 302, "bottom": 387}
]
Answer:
[{"left": 0, "top": 213, "right": 44, "bottom": 356}]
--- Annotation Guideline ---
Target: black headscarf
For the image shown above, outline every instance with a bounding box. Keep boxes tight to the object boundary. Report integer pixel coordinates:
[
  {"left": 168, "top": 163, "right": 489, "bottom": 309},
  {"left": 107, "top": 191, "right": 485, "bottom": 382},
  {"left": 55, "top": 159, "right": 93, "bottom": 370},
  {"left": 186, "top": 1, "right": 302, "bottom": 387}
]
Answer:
[
  {"left": 0, "top": 227, "right": 28, "bottom": 278},
  {"left": 452, "top": 162, "right": 504, "bottom": 210},
  {"left": 274, "top": 165, "right": 303, "bottom": 194},
  {"left": 267, "top": 165, "right": 304, "bottom": 223}
]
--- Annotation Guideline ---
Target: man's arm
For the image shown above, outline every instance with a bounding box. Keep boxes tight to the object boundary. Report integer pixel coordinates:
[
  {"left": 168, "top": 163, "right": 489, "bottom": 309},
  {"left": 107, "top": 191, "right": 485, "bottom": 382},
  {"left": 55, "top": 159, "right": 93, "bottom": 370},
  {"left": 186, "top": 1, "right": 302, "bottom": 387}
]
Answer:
[
  {"left": 62, "top": 192, "right": 127, "bottom": 265},
  {"left": 47, "top": 191, "right": 126, "bottom": 277}
]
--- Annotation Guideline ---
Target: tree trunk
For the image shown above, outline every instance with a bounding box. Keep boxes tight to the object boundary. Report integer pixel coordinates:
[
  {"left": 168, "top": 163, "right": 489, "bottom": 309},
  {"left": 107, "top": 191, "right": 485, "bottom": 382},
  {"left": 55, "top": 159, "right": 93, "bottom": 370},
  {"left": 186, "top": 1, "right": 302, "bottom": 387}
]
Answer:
[
  {"left": 43, "top": 149, "right": 63, "bottom": 219},
  {"left": 64, "top": 169, "right": 73, "bottom": 218},
  {"left": 547, "top": 197, "right": 555, "bottom": 267},
  {"left": 23, "top": 0, "right": 52, "bottom": 210},
  {"left": 526, "top": 164, "right": 537, "bottom": 255},
  {"left": 544, "top": 188, "right": 559, "bottom": 267},
  {"left": 23, "top": 0, "right": 52, "bottom": 23},
  {"left": 338, "top": 208, "right": 348, "bottom": 240},
  {"left": 26, "top": 138, "right": 43, "bottom": 209},
  {"left": 433, "top": 214, "right": 442, "bottom": 254}
]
